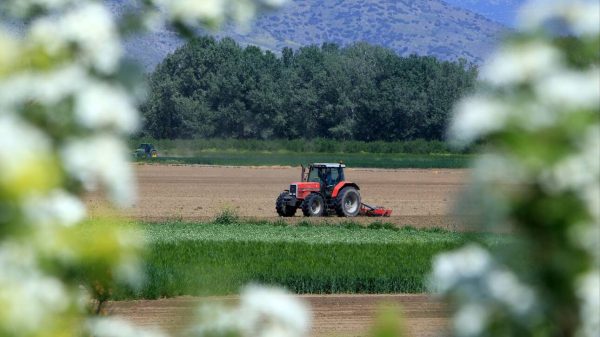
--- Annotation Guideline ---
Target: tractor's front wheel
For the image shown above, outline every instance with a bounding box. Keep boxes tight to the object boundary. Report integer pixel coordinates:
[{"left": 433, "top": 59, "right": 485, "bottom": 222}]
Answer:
[
  {"left": 335, "top": 187, "right": 361, "bottom": 217},
  {"left": 276, "top": 192, "right": 297, "bottom": 217},
  {"left": 302, "top": 193, "right": 325, "bottom": 217}
]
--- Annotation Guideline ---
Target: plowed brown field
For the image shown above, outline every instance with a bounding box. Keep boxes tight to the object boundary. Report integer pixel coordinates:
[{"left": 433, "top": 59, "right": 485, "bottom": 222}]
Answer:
[
  {"left": 108, "top": 294, "right": 448, "bottom": 337},
  {"left": 87, "top": 164, "right": 470, "bottom": 229}
]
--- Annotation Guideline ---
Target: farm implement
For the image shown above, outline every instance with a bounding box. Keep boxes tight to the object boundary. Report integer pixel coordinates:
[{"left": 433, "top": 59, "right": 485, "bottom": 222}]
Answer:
[{"left": 276, "top": 163, "right": 392, "bottom": 217}]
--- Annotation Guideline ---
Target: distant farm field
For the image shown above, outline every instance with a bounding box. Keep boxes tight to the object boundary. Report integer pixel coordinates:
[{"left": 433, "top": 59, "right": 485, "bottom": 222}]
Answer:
[
  {"left": 108, "top": 221, "right": 506, "bottom": 300},
  {"left": 141, "top": 152, "right": 471, "bottom": 169},
  {"left": 86, "top": 165, "right": 470, "bottom": 229}
]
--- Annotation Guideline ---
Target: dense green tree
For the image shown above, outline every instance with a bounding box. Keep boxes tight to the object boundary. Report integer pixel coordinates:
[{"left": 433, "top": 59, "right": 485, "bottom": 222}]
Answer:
[{"left": 142, "top": 37, "right": 478, "bottom": 141}]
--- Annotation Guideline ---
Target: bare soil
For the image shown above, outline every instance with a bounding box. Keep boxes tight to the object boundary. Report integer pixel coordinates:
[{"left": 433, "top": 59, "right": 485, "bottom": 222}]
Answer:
[
  {"left": 87, "top": 164, "right": 470, "bottom": 229},
  {"left": 107, "top": 294, "right": 448, "bottom": 337}
]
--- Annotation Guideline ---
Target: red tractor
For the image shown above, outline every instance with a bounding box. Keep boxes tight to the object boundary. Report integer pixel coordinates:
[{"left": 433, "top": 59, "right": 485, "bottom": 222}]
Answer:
[{"left": 276, "top": 163, "right": 362, "bottom": 217}]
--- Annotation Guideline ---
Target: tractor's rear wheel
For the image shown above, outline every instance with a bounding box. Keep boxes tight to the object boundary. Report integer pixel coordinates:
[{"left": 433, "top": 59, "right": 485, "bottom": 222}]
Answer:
[
  {"left": 335, "top": 187, "right": 361, "bottom": 217},
  {"left": 302, "top": 193, "right": 325, "bottom": 217},
  {"left": 276, "top": 192, "right": 297, "bottom": 217}
]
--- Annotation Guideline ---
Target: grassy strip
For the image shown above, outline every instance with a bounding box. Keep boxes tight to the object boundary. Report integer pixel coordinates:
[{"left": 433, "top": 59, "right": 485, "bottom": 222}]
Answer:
[
  {"left": 136, "top": 151, "right": 471, "bottom": 169},
  {"left": 111, "top": 221, "right": 506, "bottom": 299},
  {"left": 129, "top": 138, "right": 469, "bottom": 155}
]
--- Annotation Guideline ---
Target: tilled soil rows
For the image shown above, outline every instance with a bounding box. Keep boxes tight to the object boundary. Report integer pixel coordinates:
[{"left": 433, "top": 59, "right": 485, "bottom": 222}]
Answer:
[
  {"left": 108, "top": 294, "right": 448, "bottom": 337},
  {"left": 87, "top": 164, "right": 470, "bottom": 229}
]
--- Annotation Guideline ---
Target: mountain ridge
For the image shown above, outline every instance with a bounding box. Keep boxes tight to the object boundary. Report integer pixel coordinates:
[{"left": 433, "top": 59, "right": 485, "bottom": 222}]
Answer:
[{"left": 115, "top": 0, "right": 508, "bottom": 70}]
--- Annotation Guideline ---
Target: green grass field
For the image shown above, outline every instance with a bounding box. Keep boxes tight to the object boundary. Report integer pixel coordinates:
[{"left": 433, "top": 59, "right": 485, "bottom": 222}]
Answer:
[
  {"left": 111, "top": 220, "right": 507, "bottom": 299},
  {"left": 138, "top": 151, "right": 471, "bottom": 169},
  {"left": 130, "top": 138, "right": 469, "bottom": 155},
  {"left": 130, "top": 138, "right": 473, "bottom": 168}
]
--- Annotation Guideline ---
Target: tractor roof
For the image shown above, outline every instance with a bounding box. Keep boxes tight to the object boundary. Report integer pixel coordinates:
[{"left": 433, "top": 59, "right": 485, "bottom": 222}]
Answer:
[{"left": 311, "top": 163, "right": 346, "bottom": 168}]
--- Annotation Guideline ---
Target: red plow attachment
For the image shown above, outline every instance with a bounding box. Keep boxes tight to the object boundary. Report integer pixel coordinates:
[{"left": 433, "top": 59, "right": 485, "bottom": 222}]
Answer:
[{"left": 360, "top": 203, "right": 392, "bottom": 217}]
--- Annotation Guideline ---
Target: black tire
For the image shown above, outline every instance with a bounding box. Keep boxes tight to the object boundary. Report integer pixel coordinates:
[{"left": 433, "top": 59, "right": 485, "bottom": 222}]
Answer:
[
  {"left": 335, "top": 187, "right": 361, "bottom": 217},
  {"left": 276, "top": 192, "right": 297, "bottom": 217},
  {"left": 302, "top": 193, "right": 325, "bottom": 217}
]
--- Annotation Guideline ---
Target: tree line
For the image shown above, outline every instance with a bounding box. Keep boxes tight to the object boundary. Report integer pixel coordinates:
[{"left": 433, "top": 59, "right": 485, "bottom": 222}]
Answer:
[{"left": 142, "top": 36, "right": 478, "bottom": 141}]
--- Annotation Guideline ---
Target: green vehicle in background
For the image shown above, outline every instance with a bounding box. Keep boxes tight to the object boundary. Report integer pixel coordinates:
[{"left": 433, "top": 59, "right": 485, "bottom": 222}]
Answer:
[{"left": 133, "top": 143, "right": 158, "bottom": 159}]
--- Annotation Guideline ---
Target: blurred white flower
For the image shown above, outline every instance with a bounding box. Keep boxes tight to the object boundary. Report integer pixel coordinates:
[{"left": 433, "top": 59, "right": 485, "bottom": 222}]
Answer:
[
  {"left": 485, "top": 269, "right": 535, "bottom": 314},
  {"left": 231, "top": 1, "right": 257, "bottom": 26},
  {"left": 239, "top": 285, "right": 311, "bottom": 337},
  {"left": 0, "top": 31, "right": 19, "bottom": 73},
  {"left": 472, "top": 153, "right": 528, "bottom": 185},
  {"left": 192, "top": 285, "right": 311, "bottom": 337},
  {"left": 61, "top": 135, "right": 136, "bottom": 206},
  {"left": 88, "top": 317, "right": 168, "bottom": 337},
  {"left": 259, "top": 0, "right": 289, "bottom": 7},
  {"left": 113, "top": 231, "right": 146, "bottom": 288},
  {"left": 535, "top": 68, "right": 600, "bottom": 111},
  {"left": 450, "top": 96, "right": 509, "bottom": 145},
  {"left": 156, "top": 0, "right": 225, "bottom": 26},
  {"left": 480, "top": 41, "right": 561, "bottom": 87},
  {"left": 453, "top": 303, "right": 489, "bottom": 337},
  {"left": 430, "top": 244, "right": 493, "bottom": 293},
  {"left": 0, "top": 243, "right": 69, "bottom": 335},
  {"left": 75, "top": 81, "right": 139, "bottom": 133},
  {"left": 3, "top": 0, "right": 80, "bottom": 15},
  {"left": 576, "top": 271, "right": 600, "bottom": 337},
  {"left": 192, "top": 304, "right": 240, "bottom": 336},
  {"left": 29, "top": 2, "right": 122, "bottom": 73},
  {"left": 519, "top": 0, "right": 600, "bottom": 36},
  {"left": 23, "top": 189, "right": 86, "bottom": 227},
  {"left": 541, "top": 126, "right": 600, "bottom": 200},
  {"left": 569, "top": 223, "right": 600, "bottom": 265},
  {"left": 0, "top": 65, "right": 88, "bottom": 109},
  {"left": 0, "top": 114, "right": 52, "bottom": 186}
]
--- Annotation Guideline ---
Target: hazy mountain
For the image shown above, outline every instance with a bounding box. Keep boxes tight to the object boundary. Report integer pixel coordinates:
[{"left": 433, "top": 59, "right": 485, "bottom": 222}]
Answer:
[
  {"left": 115, "top": 0, "right": 508, "bottom": 70},
  {"left": 443, "top": 0, "right": 526, "bottom": 26}
]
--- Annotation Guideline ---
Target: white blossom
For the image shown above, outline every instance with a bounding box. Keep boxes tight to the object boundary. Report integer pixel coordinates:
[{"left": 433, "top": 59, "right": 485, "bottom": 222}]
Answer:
[
  {"left": 480, "top": 41, "right": 561, "bottom": 87},
  {"left": 88, "top": 317, "right": 168, "bottom": 337},
  {"left": 0, "top": 65, "right": 88, "bottom": 109},
  {"left": 541, "top": 126, "right": 600, "bottom": 201},
  {"left": 485, "top": 269, "right": 535, "bottom": 314},
  {"left": 430, "top": 244, "right": 493, "bottom": 293},
  {"left": 0, "top": 31, "right": 19, "bottom": 74},
  {"left": 156, "top": 0, "right": 226, "bottom": 26},
  {"left": 453, "top": 303, "right": 489, "bottom": 337},
  {"left": 75, "top": 81, "right": 139, "bottom": 133},
  {"left": 238, "top": 285, "right": 311, "bottom": 337},
  {"left": 3, "top": 0, "right": 81, "bottom": 15},
  {"left": 0, "top": 114, "right": 52, "bottom": 187},
  {"left": 519, "top": 0, "right": 600, "bottom": 36},
  {"left": 569, "top": 223, "right": 600, "bottom": 265},
  {"left": 450, "top": 96, "right": 509, "bottom": 145},
  {"left": 192, "top": 285, "right": 311, "bottom": 337},
  {"left": 29, "top": 2, "right": 122, "bottom": 73},
  {"left": 259, "top": 0, "right": 289, "bottom": 7},
  {"left": 0, "top": 243, "right": 69, "bottom": 335},
  {"left": 23, "top": 189, "right": 86, "bottom": 227},
  {"left": 113, "top": 231, "right": 146, "bottom": 288},
  {"left": 535, "top": 68, "right": 600, "bottom": 111},
  {"left": 61, "top": 135, "right": 136, "bottom": 206},
  {"left": 576, "top": 271, "right": 600, "bottom": 337}
]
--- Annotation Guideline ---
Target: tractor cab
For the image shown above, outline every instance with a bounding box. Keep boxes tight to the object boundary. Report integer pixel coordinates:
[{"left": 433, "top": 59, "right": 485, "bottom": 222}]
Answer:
[{"left": 304, "top": 163, "right": 345, "bottom": 188}]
